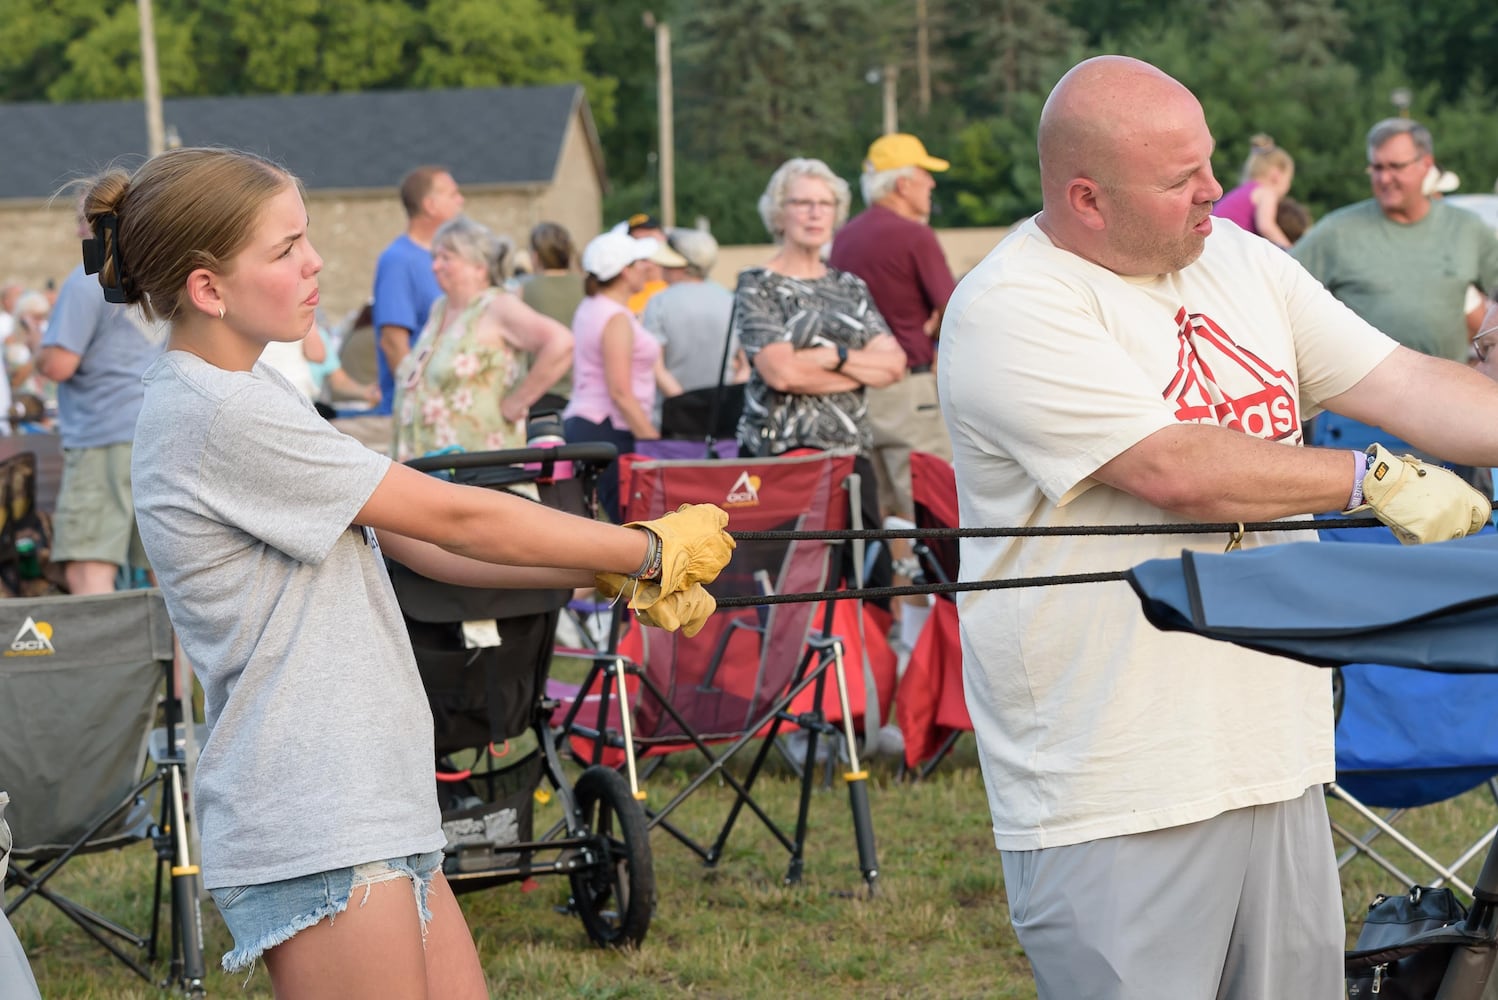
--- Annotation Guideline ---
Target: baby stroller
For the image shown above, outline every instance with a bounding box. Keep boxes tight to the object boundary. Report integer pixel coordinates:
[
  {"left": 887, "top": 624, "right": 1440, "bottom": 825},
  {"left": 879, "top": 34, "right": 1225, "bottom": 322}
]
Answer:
[{"left": 390, "top": 443, "right": 654, "bottom": 948}]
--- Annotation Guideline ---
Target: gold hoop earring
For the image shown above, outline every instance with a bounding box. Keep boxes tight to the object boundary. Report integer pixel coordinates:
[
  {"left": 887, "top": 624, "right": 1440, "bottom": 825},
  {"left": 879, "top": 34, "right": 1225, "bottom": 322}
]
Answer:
[{"left": 218, "top": 306, "right": 225, "bottom": 320}]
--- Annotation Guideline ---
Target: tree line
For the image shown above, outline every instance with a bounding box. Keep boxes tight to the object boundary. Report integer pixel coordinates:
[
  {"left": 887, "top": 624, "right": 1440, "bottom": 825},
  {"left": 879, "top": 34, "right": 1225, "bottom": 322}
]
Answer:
[{"left": 4, "top": 0, "right": 1496, "bottom": 243}]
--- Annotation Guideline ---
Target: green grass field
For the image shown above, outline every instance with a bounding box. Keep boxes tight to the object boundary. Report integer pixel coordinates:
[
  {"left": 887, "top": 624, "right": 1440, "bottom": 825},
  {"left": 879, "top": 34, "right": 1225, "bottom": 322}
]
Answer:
[{"left": 12, "top": 735, "right": 1497, "bottom": 998}]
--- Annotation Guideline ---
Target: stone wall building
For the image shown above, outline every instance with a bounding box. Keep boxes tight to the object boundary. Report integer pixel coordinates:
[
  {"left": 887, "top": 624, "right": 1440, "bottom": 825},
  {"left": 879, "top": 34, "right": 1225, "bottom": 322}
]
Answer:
[{"left": 0, "top": 83, "right": 608, "bottom": 325}]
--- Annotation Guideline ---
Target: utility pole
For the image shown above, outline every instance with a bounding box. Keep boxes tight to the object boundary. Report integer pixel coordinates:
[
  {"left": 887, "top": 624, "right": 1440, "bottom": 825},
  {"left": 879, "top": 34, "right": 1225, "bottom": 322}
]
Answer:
[
  {"left": 882, "top": 64, "right": 899, "bottom": 135},
  {"left": 138, "top": 0, "right": 165, "bottom": 157},
  {"left": 916, "top": 0, "right": 930, "bottom": 116},
  {"left": 645, "top": 13, "right": 675, "bottom": 230}
]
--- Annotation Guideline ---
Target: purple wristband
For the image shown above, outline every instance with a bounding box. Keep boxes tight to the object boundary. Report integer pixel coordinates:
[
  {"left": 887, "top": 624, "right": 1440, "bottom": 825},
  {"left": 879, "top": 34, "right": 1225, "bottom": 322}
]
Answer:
[{"left": 1347, "top": 449, "right": 1368, "bottom": 509}]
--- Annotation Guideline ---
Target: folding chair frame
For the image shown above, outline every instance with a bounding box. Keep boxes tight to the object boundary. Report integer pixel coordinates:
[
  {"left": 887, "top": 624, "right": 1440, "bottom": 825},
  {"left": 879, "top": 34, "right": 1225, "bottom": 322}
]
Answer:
[
  {"left": 4, "top": 629, "right": 206, "bottom": 995},
  {"left": 559, "top": 450, "right": 880, "bottom": 893},
  {"left": 560, "top": 608, "right": 879, "bottom": 892},
  {"left": 1329, "top": 778, "right": 1498, "bottom": 901}
]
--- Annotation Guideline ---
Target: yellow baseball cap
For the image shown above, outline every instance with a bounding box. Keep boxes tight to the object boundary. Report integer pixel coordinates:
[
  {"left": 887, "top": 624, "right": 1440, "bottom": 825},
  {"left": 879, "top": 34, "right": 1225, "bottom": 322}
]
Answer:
[{"left": 864, "top": 133, "right": 950, "bottom": 173}]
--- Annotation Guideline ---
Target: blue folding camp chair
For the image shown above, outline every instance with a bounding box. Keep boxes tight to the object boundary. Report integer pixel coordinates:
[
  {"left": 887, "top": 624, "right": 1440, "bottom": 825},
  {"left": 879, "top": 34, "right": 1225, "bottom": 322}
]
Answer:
[{"left": 1302, "top": 523, "right": 1498, "bottom": 897}]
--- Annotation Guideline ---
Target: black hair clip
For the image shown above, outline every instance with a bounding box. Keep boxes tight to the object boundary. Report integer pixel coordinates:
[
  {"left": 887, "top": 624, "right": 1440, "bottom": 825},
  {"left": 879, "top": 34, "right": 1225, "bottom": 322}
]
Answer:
[{"left": 80, "top": 214, "right": 127, "bottom": 303}]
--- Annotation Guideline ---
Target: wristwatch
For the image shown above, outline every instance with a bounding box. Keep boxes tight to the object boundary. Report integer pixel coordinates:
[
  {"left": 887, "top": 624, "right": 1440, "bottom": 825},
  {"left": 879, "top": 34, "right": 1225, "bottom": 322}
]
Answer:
[{"left": 833, "top": 344, "right": 849, "bottom": 372}]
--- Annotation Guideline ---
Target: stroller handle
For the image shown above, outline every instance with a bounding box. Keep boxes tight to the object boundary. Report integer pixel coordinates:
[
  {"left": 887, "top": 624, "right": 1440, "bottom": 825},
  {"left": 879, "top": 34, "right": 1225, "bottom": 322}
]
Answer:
[{"left": 405, "top": 443, "right": 618, "bottom": 475}]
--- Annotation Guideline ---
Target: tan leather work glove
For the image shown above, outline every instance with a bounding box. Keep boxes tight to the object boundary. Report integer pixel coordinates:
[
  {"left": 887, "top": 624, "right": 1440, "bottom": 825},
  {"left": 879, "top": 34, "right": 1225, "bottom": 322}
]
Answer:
[
  {"left": 593, "top": 571, "right": 631, "bottom": 605},
  {"left": 1346, "top": 443, "right": 1491, "bottom": 545},
  {"left": 626, "top": 503, "right": 735, "bottom": 591},
  {"left": 628, "top": 581, "right": 717, "bottom": 637},
  {"left": 593, "top": 503, "right": 734, "bottom": 619},
  {"left": 592, "top": 575, "right": 717, "bottom": 636}
]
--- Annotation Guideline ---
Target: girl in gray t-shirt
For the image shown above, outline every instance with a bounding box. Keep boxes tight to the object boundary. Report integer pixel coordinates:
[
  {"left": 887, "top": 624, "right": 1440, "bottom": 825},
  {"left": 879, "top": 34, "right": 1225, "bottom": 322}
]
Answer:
[{"left": 77, "top": 148, "right": 731, "bottom": 998}]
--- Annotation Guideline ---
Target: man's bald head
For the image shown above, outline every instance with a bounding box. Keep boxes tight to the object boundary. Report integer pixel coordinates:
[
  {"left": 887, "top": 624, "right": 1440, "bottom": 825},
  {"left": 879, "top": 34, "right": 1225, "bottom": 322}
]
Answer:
[
  {"left": 1033, "top": 56, "right": 1221, "bottom": 276},
  {"left": 1039, "top": 56, "right": 1198, "bottom": 196}
]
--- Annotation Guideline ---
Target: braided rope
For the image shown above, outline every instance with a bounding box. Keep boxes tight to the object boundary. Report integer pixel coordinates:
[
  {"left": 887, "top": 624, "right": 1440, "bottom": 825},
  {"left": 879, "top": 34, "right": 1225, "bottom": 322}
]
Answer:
[
  {"left": 729, "top": 515, "right": 1380, "bottom": 543},
  {"left": 711, "top": 515, "right": 1384, "bottom": 609}
]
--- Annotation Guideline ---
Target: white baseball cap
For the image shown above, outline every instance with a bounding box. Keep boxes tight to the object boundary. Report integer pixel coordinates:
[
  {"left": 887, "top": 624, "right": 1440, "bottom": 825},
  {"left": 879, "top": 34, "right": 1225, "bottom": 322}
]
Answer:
[{"left": 581, "top": 231, "right": 660, "bottom": 281}]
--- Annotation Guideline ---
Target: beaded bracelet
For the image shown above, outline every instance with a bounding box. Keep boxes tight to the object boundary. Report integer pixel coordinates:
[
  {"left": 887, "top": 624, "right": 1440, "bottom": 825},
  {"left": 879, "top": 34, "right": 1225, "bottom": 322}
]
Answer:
[{"left": 631, "top": 527, "right": 664, "bottom": 582}]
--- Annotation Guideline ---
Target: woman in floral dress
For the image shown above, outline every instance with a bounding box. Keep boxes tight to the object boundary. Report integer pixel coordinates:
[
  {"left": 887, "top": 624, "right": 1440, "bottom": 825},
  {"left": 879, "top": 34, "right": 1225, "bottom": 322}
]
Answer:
[{"left": 392, "top": 217, "right": 572, "bottom": 462}]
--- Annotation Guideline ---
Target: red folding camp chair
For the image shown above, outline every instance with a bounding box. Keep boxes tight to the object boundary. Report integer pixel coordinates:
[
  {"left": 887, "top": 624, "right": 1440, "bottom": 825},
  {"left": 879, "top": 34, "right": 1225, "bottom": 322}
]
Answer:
[
  {"left": 895, "top": 450, "right": 973, "bottom": 778},
  {"left": 557, "top": 449, "right": 881, "bottom": 891}
]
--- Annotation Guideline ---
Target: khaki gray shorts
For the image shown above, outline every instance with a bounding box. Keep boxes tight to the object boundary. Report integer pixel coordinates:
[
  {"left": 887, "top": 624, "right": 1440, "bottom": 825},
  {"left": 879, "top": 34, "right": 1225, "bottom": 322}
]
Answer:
[
  {"left": 1001, "top": 785, "right": 1343, "bottom": 1000},
  {"left": 52, "top": 443, "right": 149, "bottom": 571},
  {"left": 865, "top": 371, "right": 951, "bottom": 519}
]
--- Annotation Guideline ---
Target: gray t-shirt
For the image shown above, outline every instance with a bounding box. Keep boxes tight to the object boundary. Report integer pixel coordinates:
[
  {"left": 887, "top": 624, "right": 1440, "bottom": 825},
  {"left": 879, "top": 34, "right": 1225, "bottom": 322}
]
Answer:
[
  {"left": 132, "top": 351, "right": 442, "bottom": 889},
  {"left": 642, "top": 279, "right": 736, "bottom": 392},
  {"left": 42, "top": 263, "right": 163, "bottom": 449},
  {"left": 1292, "top": 200, "right": 1498, "bottom": 362}
]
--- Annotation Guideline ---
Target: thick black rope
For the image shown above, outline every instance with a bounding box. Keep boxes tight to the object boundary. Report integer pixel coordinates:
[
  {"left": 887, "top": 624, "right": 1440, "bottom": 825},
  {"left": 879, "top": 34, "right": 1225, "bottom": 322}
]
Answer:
[
  {"left": 711, "top": 515, "right": 1385, "bottom": 609},
  {"left": 714, "top": 571, "right": 1130, "bottom": 608},
  {"left": 729, "top": 515, "right": 1381, "bottom": 543}
]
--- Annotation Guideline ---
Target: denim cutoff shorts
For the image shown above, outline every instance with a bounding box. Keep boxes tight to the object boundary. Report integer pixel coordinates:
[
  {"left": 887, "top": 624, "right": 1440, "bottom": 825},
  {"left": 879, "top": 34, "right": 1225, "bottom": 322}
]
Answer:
[{"left": 209, "top": 850, "right": 443, "bottom": 974}]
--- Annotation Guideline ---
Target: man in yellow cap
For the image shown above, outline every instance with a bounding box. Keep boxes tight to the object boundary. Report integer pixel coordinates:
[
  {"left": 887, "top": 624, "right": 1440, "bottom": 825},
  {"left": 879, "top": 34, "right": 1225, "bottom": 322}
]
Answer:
[
  {"left": 829, "top": 133, "right": 958, "bottom": 594},
  {"left": 620, "top": 213, "right": 688, "bottom": 315}
]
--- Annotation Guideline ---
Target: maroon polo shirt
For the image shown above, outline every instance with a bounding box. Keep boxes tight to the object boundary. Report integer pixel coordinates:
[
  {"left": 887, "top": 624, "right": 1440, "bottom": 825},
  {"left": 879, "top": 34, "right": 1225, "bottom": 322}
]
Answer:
[{"left": 829, "top": 204, "right": 956, "bottom": 369}]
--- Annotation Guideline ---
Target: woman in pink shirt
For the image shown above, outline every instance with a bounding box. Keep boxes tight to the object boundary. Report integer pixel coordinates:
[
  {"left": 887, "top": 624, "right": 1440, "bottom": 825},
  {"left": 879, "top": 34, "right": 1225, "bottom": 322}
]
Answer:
[
  {"left": 564, "top": 230, "right": 682, "bottom": 519},
  {"left": 1211, "top": 134, "right": 1296, "bottom": 249}
]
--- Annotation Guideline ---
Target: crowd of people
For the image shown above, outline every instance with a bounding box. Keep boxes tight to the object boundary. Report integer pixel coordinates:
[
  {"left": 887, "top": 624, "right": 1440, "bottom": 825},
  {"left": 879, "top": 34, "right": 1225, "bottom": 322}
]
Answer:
[{"left": 8, "top": 51, "right": 1498, "bottom": 1000}]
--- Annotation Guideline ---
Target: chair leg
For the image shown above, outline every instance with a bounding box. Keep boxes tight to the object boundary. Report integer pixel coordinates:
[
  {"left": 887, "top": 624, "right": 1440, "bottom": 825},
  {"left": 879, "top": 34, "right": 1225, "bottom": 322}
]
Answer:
[
  {"left": 4, "top": 774, "right": 161, "bottom": 918},
  {"left": 164, "top": 764, "right": 207, "bottom": 992},
  {"left": 914, "top": 731, "right": 964, "bottom": 781},
  {"left": 8, "top": 867, "right": 149, "bottom": 949},
  {"left": 828, "top": 640, "right": 879, "bottom": 894},
  {"left": 1329, "top": 782, "right": 1475, "bottom": 896},
  {"left": 7, "top": 871, "right": 156, "bottom": 984},
  {"left": 784, "top": 669, "right": 826, "bottom": 885}
]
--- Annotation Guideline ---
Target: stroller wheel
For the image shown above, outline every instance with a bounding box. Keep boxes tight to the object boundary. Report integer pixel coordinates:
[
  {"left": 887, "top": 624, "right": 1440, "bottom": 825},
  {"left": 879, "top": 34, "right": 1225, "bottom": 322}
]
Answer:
[{"left": 568, "top": 765, "right": 655, "bottom": 948}]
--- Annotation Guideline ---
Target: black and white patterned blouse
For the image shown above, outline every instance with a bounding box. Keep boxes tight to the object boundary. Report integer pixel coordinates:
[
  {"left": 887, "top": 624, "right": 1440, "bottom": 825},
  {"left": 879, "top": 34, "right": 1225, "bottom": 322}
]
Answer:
[{"left": 733, "top": 267, "right": 890, "bottom": 457}]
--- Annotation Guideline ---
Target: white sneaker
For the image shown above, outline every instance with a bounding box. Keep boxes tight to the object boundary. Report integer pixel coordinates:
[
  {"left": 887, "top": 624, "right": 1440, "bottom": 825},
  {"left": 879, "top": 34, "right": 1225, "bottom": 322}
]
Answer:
[
  {"left": 783, "top": 729, "right": 837, "bottom": 767},
  {"left": 875, "top": 723, "right": 905, "bottom": 759}
]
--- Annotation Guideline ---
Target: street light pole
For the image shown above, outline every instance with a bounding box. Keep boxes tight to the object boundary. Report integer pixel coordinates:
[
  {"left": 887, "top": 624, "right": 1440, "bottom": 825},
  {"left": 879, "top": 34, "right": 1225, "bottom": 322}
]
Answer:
[
  {"left": 643, "top": 12, "right": 675, "bottom": 230},
  {"left": 138, "top": 0, "right": 165, "bottom": 157},
  {"left": 1391, "top": 87, "right": 1413, "bottom": 119}
]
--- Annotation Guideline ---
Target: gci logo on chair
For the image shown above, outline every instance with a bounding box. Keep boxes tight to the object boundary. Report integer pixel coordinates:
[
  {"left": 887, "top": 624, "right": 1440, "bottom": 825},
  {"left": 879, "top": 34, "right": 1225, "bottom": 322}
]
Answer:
[
  {"left": 725, "top": 470, "right": 761, "bottom": 507},
  {"left": 6, "top": 616, "right": 55, "bottom": 656}
]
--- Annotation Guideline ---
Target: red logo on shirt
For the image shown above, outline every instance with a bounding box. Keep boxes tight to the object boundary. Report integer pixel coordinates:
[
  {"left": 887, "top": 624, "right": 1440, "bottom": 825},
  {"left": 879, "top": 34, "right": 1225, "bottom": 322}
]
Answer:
[{"left": 1162, "top": 307, "right": 1300, "bottom": 442}]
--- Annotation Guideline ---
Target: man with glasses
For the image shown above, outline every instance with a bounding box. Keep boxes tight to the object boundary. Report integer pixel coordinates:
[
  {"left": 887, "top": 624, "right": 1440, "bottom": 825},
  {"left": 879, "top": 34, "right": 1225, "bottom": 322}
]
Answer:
[{"left": 1293, "top": 119, "right": 1498, "bottom": 485}]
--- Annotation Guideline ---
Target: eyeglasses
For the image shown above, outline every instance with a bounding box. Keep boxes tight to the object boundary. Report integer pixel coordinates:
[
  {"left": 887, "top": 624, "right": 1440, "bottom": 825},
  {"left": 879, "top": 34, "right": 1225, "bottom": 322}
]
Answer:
[
  {"left": 785, "top": 198, "right": 838, "bottom": 215},
  {"left": 1475, "top": 330, "right": 1498, "bottom": 363},
  {"left": 1366, "top": 155, "right": 1424, "bottom": 176}
]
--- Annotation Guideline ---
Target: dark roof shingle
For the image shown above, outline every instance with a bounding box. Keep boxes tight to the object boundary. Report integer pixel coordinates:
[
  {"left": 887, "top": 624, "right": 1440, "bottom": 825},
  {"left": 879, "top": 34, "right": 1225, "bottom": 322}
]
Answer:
[{"left": 0, "top": 84, "right": 597, "bottom": 199}]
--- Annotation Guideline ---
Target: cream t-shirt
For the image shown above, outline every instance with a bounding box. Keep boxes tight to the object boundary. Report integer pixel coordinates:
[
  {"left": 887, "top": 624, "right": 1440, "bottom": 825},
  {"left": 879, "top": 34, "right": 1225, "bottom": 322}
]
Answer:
[{"left": 938, "top": 218, "right": 1398, "bottom": 851}]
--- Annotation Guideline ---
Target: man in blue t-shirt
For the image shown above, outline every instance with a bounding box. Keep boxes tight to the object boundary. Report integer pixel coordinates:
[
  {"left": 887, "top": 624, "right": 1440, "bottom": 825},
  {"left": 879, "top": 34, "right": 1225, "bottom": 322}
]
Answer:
[
  {"left": 370, "top": 166, "right": 464, "bottom": 415},
  {"left": 38, "top": 261, "right": 164, "bottom": 594}
]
